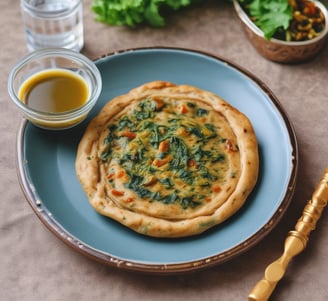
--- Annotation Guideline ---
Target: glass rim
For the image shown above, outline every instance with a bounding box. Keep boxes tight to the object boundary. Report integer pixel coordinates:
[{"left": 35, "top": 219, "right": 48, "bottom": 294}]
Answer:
[{"left": 21, "top": 0, "right": 81, "bottom": 18}]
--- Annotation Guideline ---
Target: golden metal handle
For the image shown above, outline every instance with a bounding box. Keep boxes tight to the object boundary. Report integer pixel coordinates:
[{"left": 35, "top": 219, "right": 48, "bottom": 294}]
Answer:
[{"left": 248, "top": 168, "right": 328, "bottom": 301}]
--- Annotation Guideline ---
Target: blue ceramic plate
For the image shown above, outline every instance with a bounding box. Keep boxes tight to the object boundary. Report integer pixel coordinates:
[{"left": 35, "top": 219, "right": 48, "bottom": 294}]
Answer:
[{"left": 16, "top": 47, "right": 298, "bottom": 274}]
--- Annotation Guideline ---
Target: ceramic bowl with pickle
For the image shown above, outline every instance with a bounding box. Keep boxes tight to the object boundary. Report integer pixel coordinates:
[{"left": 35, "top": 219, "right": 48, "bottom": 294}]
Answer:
[{"left": 233, "top": 0, "right": 328, "bottom": 63}]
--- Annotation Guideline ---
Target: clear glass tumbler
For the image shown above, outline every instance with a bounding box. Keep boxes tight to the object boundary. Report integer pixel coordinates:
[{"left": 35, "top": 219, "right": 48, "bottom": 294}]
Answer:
[{"left": 21, "top": 0, "right": 84, "bottom": 52}]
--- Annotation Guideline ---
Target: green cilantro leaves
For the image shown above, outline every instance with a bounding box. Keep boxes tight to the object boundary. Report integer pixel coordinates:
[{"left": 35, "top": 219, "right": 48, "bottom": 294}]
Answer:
[
  {"left": 91, "top": 0, "right": 202, "bottom": 27},
  {"left": 239, "top": 0, "right": 293, "bottom": 39}
]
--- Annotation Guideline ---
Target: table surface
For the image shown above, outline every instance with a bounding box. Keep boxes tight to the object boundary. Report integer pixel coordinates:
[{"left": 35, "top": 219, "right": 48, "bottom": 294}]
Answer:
[{"left": 1, "top": 1, "right": 328, "bottom": 300}]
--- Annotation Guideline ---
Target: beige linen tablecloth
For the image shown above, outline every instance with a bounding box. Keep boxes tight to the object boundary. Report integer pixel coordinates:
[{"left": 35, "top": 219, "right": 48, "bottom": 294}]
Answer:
[{"left": 1, "top": 0, "right": 328, "bottom": 300}]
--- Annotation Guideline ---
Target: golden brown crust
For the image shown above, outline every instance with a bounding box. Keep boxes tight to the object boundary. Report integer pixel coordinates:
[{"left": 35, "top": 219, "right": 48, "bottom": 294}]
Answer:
[{"left": 75, "top": 81, "right": 259, "bottom": 238}]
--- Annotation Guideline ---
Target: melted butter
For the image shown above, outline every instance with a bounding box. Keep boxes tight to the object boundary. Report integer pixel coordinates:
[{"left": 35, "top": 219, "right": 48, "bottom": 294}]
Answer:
[{"left": 18, "top": 69, "right": 89, "bottom": 113}]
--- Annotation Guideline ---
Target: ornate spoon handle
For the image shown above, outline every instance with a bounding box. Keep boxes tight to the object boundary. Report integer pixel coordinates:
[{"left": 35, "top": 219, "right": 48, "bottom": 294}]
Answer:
[{"left": 248, "top": 168, "right": 328, "bottom": 301}]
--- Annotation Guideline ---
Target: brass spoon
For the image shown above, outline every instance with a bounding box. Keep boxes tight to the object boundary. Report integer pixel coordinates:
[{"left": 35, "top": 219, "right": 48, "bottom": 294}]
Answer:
[{"left": 248, "top": 168, "right": 328, "bottom": 301}]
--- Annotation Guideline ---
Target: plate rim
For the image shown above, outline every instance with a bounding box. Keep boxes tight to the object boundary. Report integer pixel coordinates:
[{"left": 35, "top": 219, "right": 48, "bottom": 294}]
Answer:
[{"left": 15, "top": 46, "right": 299, "bottom": 274}]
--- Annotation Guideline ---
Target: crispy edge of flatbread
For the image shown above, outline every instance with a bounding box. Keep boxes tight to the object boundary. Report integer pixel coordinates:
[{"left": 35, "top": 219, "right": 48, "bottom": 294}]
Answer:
[{"left": 75, "top": 81, "right": 259, "bottom": 238}]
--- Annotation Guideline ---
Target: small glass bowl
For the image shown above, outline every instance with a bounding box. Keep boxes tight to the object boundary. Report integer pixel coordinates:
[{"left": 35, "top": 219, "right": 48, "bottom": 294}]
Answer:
[{"left": 8, "top": 48, "right": 102, "bottom": 130}]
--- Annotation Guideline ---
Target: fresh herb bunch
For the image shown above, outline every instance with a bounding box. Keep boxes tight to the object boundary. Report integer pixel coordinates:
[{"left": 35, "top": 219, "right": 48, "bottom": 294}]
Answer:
[
  {"left": 239, "top": 0, "right": 293, "bottom": 39},
  {"left": 91, "top": 0, "right": 203, "bottom": 27}
]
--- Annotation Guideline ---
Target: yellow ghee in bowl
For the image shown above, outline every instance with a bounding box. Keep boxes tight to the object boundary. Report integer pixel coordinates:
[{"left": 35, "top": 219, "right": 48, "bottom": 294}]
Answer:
[
  {"left": 8, "top": 48, "right": 102, "bottom": 131},
  {"left": 18, "top": 69, "right": 89, "bottom": 113},
  {"left": 17, "top": 68, "right": 91, "bottom": 129}
]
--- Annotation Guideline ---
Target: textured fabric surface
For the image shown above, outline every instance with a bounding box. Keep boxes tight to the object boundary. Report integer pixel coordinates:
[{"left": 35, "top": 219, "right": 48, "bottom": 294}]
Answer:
[{"left": 1, "top": 1, "right": 328, "bottom": 300}]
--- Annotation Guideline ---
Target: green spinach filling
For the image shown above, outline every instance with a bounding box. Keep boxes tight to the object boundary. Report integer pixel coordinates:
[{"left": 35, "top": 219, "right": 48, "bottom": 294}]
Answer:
[{"left": 101, "top": 98, "right": 234, "bottom": 209}]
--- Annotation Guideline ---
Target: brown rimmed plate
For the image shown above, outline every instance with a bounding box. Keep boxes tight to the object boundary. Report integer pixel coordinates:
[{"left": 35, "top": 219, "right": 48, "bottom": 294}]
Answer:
[{"left": 16, "top": 47, "right": 298, "bottom": 274}]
